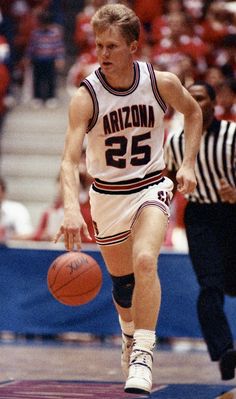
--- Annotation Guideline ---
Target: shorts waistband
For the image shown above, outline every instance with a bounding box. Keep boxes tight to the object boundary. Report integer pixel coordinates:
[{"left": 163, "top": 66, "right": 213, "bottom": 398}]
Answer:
[{"left": 92, "top": 170, "right": 164, "bottom": 195}]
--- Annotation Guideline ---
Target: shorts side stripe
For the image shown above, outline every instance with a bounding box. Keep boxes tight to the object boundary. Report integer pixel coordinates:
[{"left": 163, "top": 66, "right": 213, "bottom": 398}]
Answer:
[
  {"left": 131, "top": 200, "right": 169, "bottom": 228},
  {"left": 95, "top": 230, "right": 131, "bottom": 246}
]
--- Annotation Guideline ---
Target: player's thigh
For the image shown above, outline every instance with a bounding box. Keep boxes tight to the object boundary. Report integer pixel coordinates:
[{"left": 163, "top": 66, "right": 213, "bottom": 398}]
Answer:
[
  {"left": 99, "top": 235, "right": 133, "bottom": 276},
  {"left": 132, "top": 205, "right": 168, "bottom": 260}
]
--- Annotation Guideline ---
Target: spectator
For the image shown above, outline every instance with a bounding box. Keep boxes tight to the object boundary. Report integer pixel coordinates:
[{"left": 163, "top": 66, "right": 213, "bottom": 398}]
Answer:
[
  {"left": 73, "top": 0, "right": 107, "bottom": 57},
  {"left": 204, "top": 65, "right": 226, "bottom": 92},
  {"left": 151, "top": 11, "right": 209, "bottom": 75},
  {"left": 0, "top": 37, "right": 10, "bottom": 137},
  {"left": 0, "top": 176, "right": 33, "bottom": 241},
  {"left": 10, "top": 0, "right": 38, "bottom": 89},
  {"left": 25, "top": 9, "right": 65, "bottom": 108},
  {"left": 216, "top": 79, "right": 236, "bottom": 122},
  {"left": 66, "top": 52, "right": 99, "bottom": 97},
  {"left": 200, "top": 2, "right": 235, "bottom": 48},
  {"left": 151, "top": 0, "right": 185, "bottom": 44},
  {"left": 133, "top": 0, "right": 163, "bottom": 37},
  {"left": 214, "top": 34, "right": 236, "bottom": 79}
]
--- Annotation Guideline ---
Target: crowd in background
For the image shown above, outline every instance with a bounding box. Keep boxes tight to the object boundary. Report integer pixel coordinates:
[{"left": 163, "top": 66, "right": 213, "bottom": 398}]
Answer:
[{"left": 0, "top": 0, "right": 235, "bottom": 247}]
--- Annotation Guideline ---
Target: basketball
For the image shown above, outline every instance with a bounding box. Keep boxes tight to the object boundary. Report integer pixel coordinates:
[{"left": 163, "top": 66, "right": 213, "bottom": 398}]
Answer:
[{"left": 47, "top": 252, "right": 102, "bottom": 306}]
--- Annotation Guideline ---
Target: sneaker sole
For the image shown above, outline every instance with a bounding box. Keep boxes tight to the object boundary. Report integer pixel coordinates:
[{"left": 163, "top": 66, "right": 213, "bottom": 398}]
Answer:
[
  {"left": 124, "top": 386, "right": 150, "bottom": 395},
  {"left": 124, "top": 380, "right": 151, "bottom": 395}
]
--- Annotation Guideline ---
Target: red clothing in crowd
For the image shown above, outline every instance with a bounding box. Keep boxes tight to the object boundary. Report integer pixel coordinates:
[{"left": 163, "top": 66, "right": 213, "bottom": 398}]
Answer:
[{"left": 0, "top": 63, "right": 10, "bottom": 115}]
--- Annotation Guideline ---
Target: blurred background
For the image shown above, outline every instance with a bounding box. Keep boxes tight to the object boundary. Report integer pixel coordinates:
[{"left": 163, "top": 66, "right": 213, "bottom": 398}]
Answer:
[
  {"left": 0, "top": 0, "right": 235, "bottom": 348},
  {"left": 0, "top": 0, "right": 235, "bottom": 251}
]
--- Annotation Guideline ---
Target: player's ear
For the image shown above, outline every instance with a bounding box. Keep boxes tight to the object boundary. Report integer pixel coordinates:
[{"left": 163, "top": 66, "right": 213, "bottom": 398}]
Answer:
[{"left": 130, "top": 40, "right": 138, "bottom": 54}]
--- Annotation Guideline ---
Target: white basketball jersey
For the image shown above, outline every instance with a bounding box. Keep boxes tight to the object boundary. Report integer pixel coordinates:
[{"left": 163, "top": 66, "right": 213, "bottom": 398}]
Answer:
[{"left": 81, "top": 61, "right": 167, "bottom": 182}]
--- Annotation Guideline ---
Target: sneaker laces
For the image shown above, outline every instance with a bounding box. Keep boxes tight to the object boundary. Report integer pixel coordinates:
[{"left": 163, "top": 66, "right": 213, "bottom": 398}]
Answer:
[
  {"left": 121, "top": 333, "right": 133, "bottom": 377},
  {"left": 122, "top": 333, "right": 133, "bottom": 355},
  {"left": 129, "top": 349, "right": 153, "bottom": 378}
]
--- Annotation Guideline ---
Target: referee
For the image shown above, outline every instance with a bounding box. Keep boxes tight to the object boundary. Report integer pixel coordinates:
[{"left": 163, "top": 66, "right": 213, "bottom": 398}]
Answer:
[{"left": 165, "top": 82, "right": 236, "bottom": 380}]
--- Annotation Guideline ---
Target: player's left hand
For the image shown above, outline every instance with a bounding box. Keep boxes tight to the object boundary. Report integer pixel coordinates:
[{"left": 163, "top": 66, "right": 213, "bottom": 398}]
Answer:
[{"left": 176, "top": 166, "right": 197, "bottom": 195}]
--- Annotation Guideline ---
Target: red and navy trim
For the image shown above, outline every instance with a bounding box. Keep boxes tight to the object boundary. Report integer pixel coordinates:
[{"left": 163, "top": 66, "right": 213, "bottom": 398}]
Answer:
[
  {"left": 131, "top": 200, "right": 169, "bottom": 229},
  {"left": 92, "top": 170, "right": 164, "bottom": 195},
  {"left": 80, "top": 79, "right": 99, "bottom": 132},
  {"left": 95, "top": 230, "right": 131, "bottom": 246},
  {"left": 147, "top": 63, "right": 167, "bottom": 114},
  {"left": 95, "top": 62, "right": 140, "bottom": 96}
]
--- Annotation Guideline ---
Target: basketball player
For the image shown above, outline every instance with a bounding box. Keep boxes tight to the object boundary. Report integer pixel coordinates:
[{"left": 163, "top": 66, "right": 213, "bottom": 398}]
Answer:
[
  {"left": 55, "top": 4, "right": 202, "bottom": 395},
  {"left": 165, "top": 82, "right": 236, "bottom": 381}
]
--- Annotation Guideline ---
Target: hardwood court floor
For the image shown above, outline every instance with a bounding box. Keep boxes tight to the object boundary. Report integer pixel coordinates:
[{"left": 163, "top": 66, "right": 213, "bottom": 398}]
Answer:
[{"left": 0, "top": 337, "right": 235, "bottom": 398}]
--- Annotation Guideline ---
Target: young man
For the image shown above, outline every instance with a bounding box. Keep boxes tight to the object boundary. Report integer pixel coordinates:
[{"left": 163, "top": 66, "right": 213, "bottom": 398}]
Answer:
[
  {"left": 55, "top": 4, "right": 202, "bottom": 395},
  {"left": 165, "top": 82, "right": 236, "bottom": 381}
]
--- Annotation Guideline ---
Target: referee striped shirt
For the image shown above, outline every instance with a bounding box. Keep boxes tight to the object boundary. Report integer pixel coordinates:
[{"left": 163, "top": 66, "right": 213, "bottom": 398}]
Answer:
[{"left": 164, "top": 118, "right": 236, "bottom": 203}]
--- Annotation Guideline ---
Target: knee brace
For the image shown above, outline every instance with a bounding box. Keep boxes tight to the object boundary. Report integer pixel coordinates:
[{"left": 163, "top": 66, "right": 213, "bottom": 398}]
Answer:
[{"left": 110, "top": 273, "right": 135, "bottom": 308}]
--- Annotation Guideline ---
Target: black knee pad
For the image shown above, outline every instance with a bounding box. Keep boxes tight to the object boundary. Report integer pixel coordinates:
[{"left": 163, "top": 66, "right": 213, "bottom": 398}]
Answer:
[{"left": 110, "top": 273, "right": 135, "bottom": 308}]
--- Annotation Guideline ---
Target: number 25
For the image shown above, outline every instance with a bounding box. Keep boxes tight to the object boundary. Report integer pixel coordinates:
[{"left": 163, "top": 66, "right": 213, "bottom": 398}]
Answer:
[{"left": 105, "top": 132, "right": 151, "bottom": 168}]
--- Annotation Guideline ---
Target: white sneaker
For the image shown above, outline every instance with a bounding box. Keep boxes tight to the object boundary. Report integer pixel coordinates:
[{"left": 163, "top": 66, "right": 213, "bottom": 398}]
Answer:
[
  {"left": 124, "top": 348, "right": 153, "bottom": 394},
  {"left": 121, "top": 333, "right": 133, "bottom": 377}
]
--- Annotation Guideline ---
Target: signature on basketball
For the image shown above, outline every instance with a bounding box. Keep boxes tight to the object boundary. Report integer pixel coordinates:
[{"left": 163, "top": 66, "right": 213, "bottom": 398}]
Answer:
[{"left": 67, "top": 257, "right": 89, "bottom": 274}]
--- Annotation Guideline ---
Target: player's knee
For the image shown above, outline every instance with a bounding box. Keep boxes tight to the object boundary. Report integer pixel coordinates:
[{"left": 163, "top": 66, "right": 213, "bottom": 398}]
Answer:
[
  {"left": 110, "top": 273, "right": 135, "bottom": 308},
  {"left": 134, "top": 252, "right": 156, "bottom": 275}
]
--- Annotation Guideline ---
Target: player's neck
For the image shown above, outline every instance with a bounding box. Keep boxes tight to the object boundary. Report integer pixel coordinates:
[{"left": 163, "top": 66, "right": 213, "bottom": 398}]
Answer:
[{"left": 102, "top": 63, "right": 135, "bottom": 90}]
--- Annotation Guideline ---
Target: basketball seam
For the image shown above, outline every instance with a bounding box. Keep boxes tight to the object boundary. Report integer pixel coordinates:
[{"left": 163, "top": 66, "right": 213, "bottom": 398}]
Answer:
[
  {"left": 52, "top": 264, "right": 102, "bottom": 294},
  {"left": 57, "top": 280, "right": 102, "bottom": 299},
  {"left": 48, "top": 253, "right": 73, "bottom": 289}
]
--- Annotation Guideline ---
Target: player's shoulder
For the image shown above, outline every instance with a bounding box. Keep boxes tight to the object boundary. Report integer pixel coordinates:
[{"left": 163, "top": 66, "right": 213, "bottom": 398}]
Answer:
[
  {"left": 70, "top": 85, "right": 93, "bottom": 110},
  {"left": 154, "top": 70, "right": 181, "bottom": 87}
]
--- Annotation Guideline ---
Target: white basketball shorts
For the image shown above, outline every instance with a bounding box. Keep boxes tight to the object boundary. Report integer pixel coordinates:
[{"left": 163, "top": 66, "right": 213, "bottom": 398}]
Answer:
[{"left": 89, "top": 176, "right": 173, "bottom": 246}]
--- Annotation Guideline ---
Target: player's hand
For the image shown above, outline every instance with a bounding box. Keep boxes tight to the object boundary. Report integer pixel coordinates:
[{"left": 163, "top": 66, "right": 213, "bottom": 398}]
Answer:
[
  {"left": 219, "top": 179, "right": 236, "bottom": 204},
  {"left": 54, "top": 212, "right": 92, "bottom": 251},
  {"left": 176, "top": 166, "right": 197, "bottom": 195}
]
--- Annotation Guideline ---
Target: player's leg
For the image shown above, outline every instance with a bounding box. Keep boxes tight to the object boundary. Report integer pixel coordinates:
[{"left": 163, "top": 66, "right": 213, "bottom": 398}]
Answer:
[
  {"left": 124, "top": 205, "right": 168, "bottom": 394},
  {"left": 132, "top": 206, "right": 167, "bottom": 328},
  {"left": 100, "top": 237, "right": 135, "bottom": 377}
]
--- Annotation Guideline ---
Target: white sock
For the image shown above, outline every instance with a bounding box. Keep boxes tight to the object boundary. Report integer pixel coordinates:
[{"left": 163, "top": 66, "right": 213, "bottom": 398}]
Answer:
[
  {"left": 119, "top": 315, "right": 134, "bottom": 337},
  {"left": 133, "top": 329, "right": 156, "bottom": 351}
]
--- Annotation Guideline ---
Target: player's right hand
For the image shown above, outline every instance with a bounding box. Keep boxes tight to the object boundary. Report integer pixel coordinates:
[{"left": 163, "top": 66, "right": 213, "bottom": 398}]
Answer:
[{"left": 54, "top": 214, "right": 92, "bottom": 251}]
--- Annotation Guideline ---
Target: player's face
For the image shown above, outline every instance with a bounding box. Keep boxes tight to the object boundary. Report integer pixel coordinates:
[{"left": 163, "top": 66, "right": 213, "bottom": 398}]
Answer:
[
  {"left": 95, "top": 25, "right": 136, "bottom": 79},
  {"left": 188, "top": 86, "right": 215, "bottom": 128}
]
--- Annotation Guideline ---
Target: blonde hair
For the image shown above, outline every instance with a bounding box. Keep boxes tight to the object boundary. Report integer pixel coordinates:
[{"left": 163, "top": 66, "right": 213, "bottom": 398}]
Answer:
[{"left": 91, "top": 3, "right": 141, "bottom": 44}]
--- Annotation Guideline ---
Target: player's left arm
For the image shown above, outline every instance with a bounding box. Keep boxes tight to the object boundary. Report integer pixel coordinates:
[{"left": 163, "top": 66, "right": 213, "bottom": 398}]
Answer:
[{"left": 156, "top": 71, "right": 202, "bottom": 194}]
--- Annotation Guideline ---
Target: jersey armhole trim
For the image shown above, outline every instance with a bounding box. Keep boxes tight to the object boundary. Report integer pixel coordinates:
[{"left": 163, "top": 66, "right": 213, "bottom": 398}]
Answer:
[
  {"left": 147, "top": 63, "right": 167, "bottom": 113},
  {"left": 80, "top": 80, "right": 99, "bottom": 132}
]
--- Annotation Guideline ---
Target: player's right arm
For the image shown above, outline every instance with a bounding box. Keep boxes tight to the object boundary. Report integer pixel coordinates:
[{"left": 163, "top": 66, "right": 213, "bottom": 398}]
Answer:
[{"left": 54, "top": 86, "right": 94, "bottom": 251}]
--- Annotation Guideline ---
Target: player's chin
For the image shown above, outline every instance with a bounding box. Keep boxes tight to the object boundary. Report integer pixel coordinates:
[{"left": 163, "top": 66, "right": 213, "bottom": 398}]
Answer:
[{"left": 101, "top": 62, "right": 113, "bottom": 72}]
